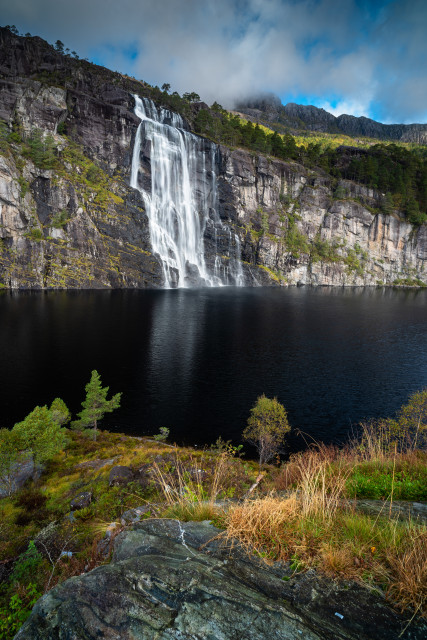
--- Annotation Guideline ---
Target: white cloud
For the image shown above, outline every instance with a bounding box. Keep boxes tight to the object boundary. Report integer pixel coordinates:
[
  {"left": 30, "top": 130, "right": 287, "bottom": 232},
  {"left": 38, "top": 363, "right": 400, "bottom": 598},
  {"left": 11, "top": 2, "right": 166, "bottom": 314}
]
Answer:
[
  {"left": 318, "top": 100, "right": 371, "bottom": 119},
  {"left": 0, "top": 0, "right": 426, "bottom": 122}
]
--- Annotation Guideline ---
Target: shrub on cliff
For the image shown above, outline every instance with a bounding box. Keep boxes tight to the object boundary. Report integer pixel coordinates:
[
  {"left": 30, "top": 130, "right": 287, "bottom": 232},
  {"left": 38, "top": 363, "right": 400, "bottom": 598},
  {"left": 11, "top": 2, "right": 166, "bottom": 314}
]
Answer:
[{"left": 22, "top": 128, "right": 56, "bottom": 169}]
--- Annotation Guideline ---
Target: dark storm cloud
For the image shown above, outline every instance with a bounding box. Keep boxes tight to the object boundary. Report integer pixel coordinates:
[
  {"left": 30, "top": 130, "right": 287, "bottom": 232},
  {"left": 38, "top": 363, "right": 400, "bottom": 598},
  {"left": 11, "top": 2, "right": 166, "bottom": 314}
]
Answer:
[{"left": 1, "top": 0, "right": 426, "bottom": 122}]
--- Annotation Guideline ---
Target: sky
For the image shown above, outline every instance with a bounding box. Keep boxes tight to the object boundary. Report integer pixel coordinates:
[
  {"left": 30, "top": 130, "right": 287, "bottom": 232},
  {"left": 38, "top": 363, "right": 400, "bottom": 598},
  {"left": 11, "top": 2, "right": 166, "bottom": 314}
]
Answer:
[{"left": 1, "top": 0, "right": 426, "bottom": 124}]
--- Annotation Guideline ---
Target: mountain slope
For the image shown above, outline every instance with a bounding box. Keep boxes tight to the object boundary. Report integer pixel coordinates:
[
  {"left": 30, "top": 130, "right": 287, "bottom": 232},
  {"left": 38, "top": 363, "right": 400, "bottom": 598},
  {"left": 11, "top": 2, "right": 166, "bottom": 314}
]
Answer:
[
  {"left": 0, "top": 27, "right": 426, "bottom": 288},
  {"left": 235, "top": 94, "right": 427, "bottom": 143}
]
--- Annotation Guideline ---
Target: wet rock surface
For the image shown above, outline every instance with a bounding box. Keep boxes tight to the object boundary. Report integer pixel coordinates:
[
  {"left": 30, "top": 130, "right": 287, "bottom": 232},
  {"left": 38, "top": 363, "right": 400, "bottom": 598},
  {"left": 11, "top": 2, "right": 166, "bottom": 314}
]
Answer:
[
  {"left": 15, "top": 520, "right": 427, "bottom": 640},
  {"left": 354, "top": 499, "right": 427, "bottom": 524}
]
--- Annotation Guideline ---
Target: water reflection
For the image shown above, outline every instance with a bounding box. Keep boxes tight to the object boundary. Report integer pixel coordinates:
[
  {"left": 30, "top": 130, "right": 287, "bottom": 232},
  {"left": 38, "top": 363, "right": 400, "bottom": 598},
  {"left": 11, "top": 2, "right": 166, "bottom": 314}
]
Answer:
[{"left": 0, "top": 287, "right": 426, "bottom": 450}]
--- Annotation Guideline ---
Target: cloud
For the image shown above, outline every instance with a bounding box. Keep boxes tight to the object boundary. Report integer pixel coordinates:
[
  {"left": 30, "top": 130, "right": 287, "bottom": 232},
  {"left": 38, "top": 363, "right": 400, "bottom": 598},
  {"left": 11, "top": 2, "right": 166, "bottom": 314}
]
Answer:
[
  {"left": 318, "top": 100, "right": 371, "bottom": 119},
  {"left": 0, "top": 0, "right": 426, "bottom": 123}
]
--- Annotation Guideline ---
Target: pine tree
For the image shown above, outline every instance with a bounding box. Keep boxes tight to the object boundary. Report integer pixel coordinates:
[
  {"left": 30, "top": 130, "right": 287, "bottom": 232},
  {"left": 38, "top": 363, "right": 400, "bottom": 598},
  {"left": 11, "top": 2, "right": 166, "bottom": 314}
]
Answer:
[
  {"left": 71, "top": 370, "right": 121, "bottom": 441},
  {"left": 49, "top": 398, "right": 71, "bottom": 426},
  {"left": 54, "top": 40, "right": 64, "bottom": 54}
]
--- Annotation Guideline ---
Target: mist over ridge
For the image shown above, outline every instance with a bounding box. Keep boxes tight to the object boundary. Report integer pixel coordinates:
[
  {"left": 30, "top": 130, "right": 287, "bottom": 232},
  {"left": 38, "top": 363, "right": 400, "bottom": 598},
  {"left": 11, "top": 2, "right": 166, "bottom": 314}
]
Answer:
[{"left": 1, "top": 0, "right": 427, "bottom": 123}]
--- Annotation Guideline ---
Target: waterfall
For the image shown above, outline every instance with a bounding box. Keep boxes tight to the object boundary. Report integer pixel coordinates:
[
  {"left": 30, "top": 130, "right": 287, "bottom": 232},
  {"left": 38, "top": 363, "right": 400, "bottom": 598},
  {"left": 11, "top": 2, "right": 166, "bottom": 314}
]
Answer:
[{"left": 131, "top": 95, "right": 243, "bottom": 288}]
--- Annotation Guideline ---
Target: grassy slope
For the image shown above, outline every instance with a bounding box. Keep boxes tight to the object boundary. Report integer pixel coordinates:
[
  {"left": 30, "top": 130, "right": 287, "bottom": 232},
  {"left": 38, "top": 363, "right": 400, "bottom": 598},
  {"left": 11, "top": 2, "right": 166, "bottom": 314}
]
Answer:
[{"left": 0, "top": 426, "right": 426, "bottom": 638}]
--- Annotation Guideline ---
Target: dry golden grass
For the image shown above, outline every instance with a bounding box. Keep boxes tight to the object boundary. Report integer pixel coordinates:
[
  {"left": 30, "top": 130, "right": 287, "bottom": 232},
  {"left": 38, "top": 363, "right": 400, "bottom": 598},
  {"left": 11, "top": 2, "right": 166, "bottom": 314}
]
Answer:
[
  {"left": 319, "top": 544, "right": 360, "bottom": 577},
  {"left": 222, "top": 444, "right": 427, "bottom": 618},
  {"left": 225, "top": 496, "right": 298, "bottom": 560},
  {"left": 225, "top": 495, "right": 427, "bottom": 615},
  {"left": 275, "top": 443, "right": 352, "bottom": 492},
  {"left": 152, "top": 450, "right": 233, "bottom": 521},
  {"left": 387, "top": 531, "right": 427, "bottom": 616},
  {"left": 296, "top": 448, "right": 350, "bottom": 521}
]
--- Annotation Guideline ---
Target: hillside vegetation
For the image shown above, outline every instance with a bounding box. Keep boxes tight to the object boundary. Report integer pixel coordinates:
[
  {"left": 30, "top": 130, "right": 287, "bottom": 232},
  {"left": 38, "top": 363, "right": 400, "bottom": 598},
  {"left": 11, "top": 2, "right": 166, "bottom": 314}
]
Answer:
[
  {"left": 193, "top": 107, "right": 427, "bottom": 226},
  {"left": 0, "top": 388, "right": 426, "bottom": 637}
]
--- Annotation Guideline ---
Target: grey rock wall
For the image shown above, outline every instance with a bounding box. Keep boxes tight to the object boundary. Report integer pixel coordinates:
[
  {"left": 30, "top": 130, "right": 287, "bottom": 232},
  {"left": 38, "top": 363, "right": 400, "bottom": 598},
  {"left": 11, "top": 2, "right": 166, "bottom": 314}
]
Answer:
[
  {"left": 0, "top": 27, "right": 425, "bottom": 289},
  {"left": 218, "top": 148, "right": 426, "bottom": 286}
]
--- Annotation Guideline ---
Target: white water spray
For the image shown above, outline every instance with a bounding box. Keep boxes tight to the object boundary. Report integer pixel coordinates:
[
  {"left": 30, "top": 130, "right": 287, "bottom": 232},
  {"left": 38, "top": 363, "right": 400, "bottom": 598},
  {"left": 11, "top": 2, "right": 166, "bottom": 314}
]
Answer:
[{"left": 131, "top": 95, "right": 243, "bottom": 288}]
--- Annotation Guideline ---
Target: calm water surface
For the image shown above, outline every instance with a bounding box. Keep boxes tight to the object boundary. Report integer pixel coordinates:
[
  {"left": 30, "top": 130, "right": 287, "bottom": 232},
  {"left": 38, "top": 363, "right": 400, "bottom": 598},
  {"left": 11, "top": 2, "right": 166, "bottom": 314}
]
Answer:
[{"left": 1, "top": 287, "right": 426, "bottom": 452}]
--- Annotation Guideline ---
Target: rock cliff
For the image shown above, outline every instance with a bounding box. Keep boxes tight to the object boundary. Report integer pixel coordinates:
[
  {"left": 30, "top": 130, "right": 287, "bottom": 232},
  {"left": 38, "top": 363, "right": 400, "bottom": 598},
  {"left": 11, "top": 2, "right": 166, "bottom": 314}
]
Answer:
[
  {"left": 0, "top": 28, "right": 425, "bottom": 288},
  {"left": 14, "top": 519, "right": 427, "bottom": 640},
  {"left": 219, "top": 149, "right": 427, "bottom": 286}
]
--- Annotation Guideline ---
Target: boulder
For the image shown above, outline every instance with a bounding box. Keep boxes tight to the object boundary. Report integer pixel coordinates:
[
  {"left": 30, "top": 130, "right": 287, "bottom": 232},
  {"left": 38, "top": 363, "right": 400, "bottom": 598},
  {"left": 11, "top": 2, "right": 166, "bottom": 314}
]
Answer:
[
  {"left": 69, "top": 491, "right": 92, "bottom": 511},
  {"left": 14, "top": 520, "right": 427, "bottom": 640},
  {"left": 0, "top": 456, "right": 41, "bottom": 498},
  {"left": 109, "top": 465, "right": 134, "bottom": 487}
]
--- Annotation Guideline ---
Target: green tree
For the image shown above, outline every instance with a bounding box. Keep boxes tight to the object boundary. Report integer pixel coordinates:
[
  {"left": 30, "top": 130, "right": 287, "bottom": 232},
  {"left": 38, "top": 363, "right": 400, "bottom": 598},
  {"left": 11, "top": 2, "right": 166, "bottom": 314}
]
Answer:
[
  {"left": 0, "top": 429, "right": 21, "bottom": 496},
  {"left": 334, "top": 184, "right": 347, "bottom": 200},
  {"left": 183, "top": 91, "right": 201, "bottom": 103},
  {"left": 161, "top": 83, "right": 171, "bottom": 93},
  {"left": 24, "top": 129, "right": 56, "bottom": 169},
  {"left": 243, "top": 394, "right": 290, "bottom": 466},
  {"left": 381, "top": 191, "right": 394, "bottom": 215},
  {"left": 211, "top": 102, "right": 225, "bottom": 112},
  {"left": 194, "top": 109, "right": 215, "bottom": 137},
  {"left": 405, "top": 196, "right": 426, "bottom": 226},
  {"left": 71, "top": 370, "right": 121, "bottom": 441},
  {"left": 54, "top": 40, "right": 64, "bottom": 54},
  {"left": 13, "top": 405, "right": 67, "bottom": 464},
  {"left": 49, "top": 398, "right": 71, "bottom": 426}
]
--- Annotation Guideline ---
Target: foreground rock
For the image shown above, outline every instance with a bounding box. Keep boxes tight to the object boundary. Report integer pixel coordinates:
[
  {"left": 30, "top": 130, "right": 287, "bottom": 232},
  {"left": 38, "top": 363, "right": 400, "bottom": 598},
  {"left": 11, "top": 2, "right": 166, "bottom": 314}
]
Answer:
[
  {"left": 15, "top": 520, "right": 426, "bottom": 640},
  {"left": 109, "top": 465, "right": 134, "bottom": 486}
]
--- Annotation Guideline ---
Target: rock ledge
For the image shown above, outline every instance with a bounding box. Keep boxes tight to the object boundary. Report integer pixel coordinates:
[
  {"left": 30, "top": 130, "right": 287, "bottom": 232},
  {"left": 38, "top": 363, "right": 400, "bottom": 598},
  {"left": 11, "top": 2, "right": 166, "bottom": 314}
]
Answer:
[{"left": 15, "top": 519, "right": 427, "bottom": 640}]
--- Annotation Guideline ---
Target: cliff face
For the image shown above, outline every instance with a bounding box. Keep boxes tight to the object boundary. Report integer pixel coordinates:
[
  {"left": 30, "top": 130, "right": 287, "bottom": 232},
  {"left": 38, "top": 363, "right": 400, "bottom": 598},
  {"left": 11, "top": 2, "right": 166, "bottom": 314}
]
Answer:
[
  {"left": 0, "top": 29, "right": 165, "bottom": 288},
  {"left": 219, "top": 149, "right": 427, "bottom": 286},
  {"left": 0, "top": 28, "right": 425, "bottom": 289}
]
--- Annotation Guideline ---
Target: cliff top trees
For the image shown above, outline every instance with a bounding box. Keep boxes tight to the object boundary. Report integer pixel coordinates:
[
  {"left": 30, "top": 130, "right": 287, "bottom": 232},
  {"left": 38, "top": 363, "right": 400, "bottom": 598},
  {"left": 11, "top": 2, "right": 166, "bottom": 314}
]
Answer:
[
  {"left": 54, "top": 40, "right": 64, "bottom": 54},
  {"left": 243, "top": 394, "right": 290, "bottom": 466},
  {"left": 71, "top": 370, "right": 121, "bottom": 441},
  {"left": 183, "top": 91, "right": 201, "bottom": 103}
]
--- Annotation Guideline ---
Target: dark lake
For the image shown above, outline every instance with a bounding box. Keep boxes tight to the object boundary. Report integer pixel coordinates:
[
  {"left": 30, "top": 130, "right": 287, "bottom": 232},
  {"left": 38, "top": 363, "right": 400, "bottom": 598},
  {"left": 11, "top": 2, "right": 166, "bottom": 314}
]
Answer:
[{"left": 1, "top": 287, "right": 426, "bottom": 453}]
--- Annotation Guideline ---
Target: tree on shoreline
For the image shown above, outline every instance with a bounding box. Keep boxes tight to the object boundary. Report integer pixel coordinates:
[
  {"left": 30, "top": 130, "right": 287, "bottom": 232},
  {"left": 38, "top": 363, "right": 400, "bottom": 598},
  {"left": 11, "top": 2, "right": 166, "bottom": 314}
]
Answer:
[
  {"left": 71, "top": 370, "right": 121, "bottom": 441},
  {"left": 243, "top": 394, "right": 290, "bottom": 466},
  {"left": 13, "top": 405, "right": 68, "bottom": 464}
]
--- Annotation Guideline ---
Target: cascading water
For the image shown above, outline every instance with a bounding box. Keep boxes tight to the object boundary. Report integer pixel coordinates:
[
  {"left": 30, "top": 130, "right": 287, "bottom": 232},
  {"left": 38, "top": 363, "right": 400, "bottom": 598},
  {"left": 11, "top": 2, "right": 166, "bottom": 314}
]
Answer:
[{"left": 131, "top": 95, "right": 244, "bottom": 288}]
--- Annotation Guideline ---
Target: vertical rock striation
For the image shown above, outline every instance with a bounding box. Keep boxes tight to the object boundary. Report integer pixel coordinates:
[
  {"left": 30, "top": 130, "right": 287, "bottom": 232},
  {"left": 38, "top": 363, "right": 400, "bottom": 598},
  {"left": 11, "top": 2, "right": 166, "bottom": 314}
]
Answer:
[{"left": 218, "top": 148, "right": 426, "bottom": 286}]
